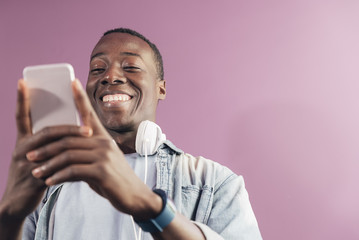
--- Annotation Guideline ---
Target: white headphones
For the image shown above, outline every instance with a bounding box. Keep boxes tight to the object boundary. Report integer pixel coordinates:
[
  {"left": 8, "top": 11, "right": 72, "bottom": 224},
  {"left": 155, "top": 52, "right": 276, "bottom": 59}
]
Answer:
[
  {"left": 135, "top": 120, "right": 166, "bottom": 156},
  {"left": 131, "top": 120, "right": 166, "bottom": 240}
]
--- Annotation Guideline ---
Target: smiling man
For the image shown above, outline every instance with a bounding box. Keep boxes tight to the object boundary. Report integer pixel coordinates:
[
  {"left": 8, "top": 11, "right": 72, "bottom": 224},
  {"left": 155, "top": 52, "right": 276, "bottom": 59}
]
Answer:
[
  {"left": 86, "top": 30, "right": 166, "bottom": 154},
  {"left": 0, "top": 28, "right": 262, "bottom": 240}
]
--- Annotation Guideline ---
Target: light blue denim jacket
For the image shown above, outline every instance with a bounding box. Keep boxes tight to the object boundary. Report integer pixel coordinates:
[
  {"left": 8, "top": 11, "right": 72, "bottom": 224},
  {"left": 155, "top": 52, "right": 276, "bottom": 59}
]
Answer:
[{"left": 23, "top": 141, "right": 262, "bottom": 240}]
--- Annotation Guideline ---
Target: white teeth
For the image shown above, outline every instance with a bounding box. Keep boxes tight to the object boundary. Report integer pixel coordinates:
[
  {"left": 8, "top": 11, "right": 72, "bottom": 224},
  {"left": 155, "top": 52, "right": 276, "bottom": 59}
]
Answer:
[{"left": 102, "top": 94, "right": 131, "bottom": 102}]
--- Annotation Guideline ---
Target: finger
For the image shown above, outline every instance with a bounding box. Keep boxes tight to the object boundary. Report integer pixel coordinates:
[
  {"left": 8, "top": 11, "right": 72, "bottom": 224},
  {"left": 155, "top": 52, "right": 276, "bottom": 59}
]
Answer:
[
  {"left": 26, "top": 135, "right": 97, "bottom": 162},
  {"left": 21, "top": 125, "right": 92, "bottom": 157},
  {"left": 16, "top": 79, "right": 32, "bottom": 139},
  {"left": 31, "top": 149, "right": 96, "bottom": 179},
  {"left": 72, "top": 80, "right": 107, "bottom": 135},
  {"left": 44, "top": 164, "right": 97, "bottom": 186}
]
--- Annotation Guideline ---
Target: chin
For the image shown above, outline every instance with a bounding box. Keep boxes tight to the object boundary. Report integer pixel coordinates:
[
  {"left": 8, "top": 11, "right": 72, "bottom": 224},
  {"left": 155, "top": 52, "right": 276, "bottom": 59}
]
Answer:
[{"left": 103, "top": 119, "right": 136, "bottom": 132}]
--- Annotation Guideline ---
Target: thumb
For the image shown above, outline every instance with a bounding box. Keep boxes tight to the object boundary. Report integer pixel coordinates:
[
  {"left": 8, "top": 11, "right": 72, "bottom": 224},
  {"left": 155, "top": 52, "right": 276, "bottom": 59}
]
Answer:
[
  {"left": 16, "top": 79, "right": 32, "bottom": 139},
  {"left": 72, "top": 79, "right": 107, "bottom": 135}
]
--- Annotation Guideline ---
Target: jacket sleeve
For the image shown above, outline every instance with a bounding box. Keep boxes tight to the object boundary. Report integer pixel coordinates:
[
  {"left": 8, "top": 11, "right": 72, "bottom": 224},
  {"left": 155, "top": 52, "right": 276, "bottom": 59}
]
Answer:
[
  {"left": 159, "top": 147, "right": 262, "bottom": 240},
  {"left": 191, "top": 221, "right": 224, "bottom": 240},
  {"left": 21, "top": 185, "right": 60, "bottom": 240},
  {"left": 206, "top": 174, "right": 262, "bottom": 240},
  {"left": 22, "top": 210, "right": 38, "bottom": 240}
]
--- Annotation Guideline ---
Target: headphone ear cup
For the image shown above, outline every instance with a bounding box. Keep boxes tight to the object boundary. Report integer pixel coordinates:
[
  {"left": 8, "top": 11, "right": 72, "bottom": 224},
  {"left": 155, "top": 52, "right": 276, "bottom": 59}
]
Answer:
[{"left": 136, "top": 120, "right": 166, "bottom": 156}]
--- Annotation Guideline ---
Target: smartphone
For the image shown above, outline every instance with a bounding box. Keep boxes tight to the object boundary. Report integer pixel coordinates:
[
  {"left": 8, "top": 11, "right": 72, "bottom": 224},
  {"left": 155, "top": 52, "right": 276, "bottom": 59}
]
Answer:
[{"left": 23, "top": 63, "right": 80, "bottom": 133}]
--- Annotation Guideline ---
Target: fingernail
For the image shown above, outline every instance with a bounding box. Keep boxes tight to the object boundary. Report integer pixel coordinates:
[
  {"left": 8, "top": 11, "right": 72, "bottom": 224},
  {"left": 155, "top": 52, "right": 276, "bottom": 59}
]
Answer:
[
  {"left": 45, "top": 177, "right": 54, "bottom": 186},
  {"left": 80, "top": 126, "right": 93, "bottom": 136},
  {"left": 18, "top": 79, "right": 26, "bottom": 89},
  {"left": 32, "top": 166, "right": 43, "bottom": 177},
  {"left": 17, "top": 80, "right": 22, "bottom": 89},
  {"left": 74, "top": 79, "right": 83, "bottom": 89},
  {"left": 26, "top": 151, "right": 38, "bottom": 161}
]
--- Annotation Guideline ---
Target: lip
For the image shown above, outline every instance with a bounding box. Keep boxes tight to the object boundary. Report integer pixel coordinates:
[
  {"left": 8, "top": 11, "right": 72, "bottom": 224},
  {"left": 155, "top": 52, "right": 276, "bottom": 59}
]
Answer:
[
  {"left": 95, "top": 88, "right": 135, "bottom": 109},
  {"left": 99, "top": 90, "right": 133, "bottom": 101}
]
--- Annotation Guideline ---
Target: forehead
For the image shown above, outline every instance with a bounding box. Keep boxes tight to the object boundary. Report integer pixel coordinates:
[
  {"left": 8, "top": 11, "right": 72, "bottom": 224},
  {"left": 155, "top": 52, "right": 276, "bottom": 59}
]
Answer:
[{"left": 91, "top": 33, "right": 154, "bottom": 62}]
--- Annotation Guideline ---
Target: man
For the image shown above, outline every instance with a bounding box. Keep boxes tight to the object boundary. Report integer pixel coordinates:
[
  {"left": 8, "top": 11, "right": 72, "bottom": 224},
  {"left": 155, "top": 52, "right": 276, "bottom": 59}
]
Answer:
[{"left": 0, "top": 28, "right": 262, "bottom": 239}]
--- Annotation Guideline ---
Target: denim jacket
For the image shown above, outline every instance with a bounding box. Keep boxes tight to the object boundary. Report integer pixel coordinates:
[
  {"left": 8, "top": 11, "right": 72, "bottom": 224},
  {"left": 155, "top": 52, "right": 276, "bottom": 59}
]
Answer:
[{"left": 23, "top": 141, "right": 262, "bottom": 240}]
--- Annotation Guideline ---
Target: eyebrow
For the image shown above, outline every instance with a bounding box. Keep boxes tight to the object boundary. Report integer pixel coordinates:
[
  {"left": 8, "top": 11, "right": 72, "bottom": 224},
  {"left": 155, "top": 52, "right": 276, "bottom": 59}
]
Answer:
[
  {"left": 90, "top": 51, "right": 143, "bottom": 62},
  {"left": 90, "top": 52, "right": 104, "bottom": 61},
  {"left": 120, "top": 51, "right": 142, "bottom": 59}
]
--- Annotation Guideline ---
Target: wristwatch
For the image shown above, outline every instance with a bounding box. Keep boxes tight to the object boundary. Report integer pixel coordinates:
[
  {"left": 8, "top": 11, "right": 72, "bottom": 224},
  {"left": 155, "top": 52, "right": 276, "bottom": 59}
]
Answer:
[{"left": 136, "top": 189, "right": 177, "bottom": 233}]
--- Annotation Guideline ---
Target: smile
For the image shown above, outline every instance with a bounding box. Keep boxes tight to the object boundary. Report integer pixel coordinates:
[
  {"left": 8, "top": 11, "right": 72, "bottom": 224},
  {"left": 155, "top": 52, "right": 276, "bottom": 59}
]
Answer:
[{"left": 102, "top": 94, "right": 131, "bottom": 102}]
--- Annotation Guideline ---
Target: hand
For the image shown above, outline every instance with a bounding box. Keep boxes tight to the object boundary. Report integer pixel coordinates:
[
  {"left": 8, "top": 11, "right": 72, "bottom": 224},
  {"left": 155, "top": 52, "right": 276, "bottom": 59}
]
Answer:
[
  {"left": 0, "top": 80, "right": 97, "bottom": 240},
  {"left": 0, "top": 80, "right": 47, "bottom": 222},
  {"left": 27, "top": 80, "right": 162, "bottom": 219},
  {"left": 1, "top": 80, "right": 93, "bottom": 220}
]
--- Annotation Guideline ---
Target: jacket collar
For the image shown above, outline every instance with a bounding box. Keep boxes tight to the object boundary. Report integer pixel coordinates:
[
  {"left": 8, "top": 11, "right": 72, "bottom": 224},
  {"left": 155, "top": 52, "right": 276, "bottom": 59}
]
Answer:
[{"left": 159, "top": 139, "right": 183, "bottom": 155}]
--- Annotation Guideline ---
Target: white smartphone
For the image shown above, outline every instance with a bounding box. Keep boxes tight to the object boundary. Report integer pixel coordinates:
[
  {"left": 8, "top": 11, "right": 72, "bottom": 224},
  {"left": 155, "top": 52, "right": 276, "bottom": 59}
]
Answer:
[{"left": 23, "top": 63, "right": 80, "bottom": 133}]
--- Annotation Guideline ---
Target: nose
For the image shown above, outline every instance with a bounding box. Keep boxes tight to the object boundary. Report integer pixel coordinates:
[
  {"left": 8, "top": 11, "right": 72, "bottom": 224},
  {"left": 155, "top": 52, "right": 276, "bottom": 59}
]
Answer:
[{"left": 101, "top": 66, "right": 126, "bottom": 85}]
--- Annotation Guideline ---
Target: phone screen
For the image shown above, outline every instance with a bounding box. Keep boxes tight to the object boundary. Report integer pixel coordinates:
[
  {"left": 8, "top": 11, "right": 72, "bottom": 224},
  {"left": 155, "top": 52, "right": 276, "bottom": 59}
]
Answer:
[{"left": 23, "top": 63, "right": 80, "bottom": 133}]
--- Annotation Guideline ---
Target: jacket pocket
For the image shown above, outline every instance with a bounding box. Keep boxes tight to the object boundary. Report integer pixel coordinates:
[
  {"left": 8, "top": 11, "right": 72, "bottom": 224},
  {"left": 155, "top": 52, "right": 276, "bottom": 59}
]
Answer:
[{"left": 181, "top": 185, "right": 213, "bottom": 223}]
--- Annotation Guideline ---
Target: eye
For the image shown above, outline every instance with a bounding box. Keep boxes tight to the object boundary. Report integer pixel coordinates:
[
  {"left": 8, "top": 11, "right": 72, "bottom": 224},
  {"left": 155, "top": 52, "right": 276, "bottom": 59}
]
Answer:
[
  {"left": 123, "top": 66, "right": 141, "bottom": 73},
  {"left": 90, "top": 68, "right": 105, "bottom": 75}
]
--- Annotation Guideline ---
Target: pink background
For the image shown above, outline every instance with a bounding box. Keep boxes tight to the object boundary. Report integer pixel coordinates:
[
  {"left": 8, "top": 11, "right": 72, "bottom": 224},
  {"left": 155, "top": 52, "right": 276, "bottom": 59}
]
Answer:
[{"left": 1, "top": 1, "right": 359, "bottom": 239}]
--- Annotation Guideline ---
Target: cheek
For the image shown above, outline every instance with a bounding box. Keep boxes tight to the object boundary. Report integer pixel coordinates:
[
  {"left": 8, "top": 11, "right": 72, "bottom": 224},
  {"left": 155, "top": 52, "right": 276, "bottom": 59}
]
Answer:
[
  {"left": 141, "top": 84, "right": 158, "bottom": 103},
  {"left": 86, "top": 77, "right": 96, "bottom": 93},
  {"left": 85, "top": 82, "right": 92, "bottom": 97},
  {"left": 139, "top": 91, "right": 158, "bottom": 115},
  {"left": 86, "top": 80, "right": 97, "bottom": 100}
]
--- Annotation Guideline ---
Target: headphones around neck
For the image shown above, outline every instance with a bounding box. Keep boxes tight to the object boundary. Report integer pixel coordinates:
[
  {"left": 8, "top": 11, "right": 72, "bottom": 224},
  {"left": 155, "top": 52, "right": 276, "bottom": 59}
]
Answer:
[
  {"left": 132, "top": 120, "right": 166, "bottom": 240},
  {"left": 135, "top": 120, "right": 166, "bottom": 156}
]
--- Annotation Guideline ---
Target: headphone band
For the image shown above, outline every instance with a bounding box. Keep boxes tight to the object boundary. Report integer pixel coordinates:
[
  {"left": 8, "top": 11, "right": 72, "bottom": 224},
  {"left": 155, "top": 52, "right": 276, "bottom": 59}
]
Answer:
[{"left": 135, "top": 120, "right": 166, "bottom": 156}]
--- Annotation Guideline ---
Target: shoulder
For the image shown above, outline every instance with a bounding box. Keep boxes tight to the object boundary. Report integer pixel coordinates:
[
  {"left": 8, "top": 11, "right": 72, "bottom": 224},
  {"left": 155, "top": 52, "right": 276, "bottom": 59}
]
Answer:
[
  {"left": 183, "top": 152, "right": 240, "bottom": 189},
  {"left": 160, "top": 140, "right": 239, "bottom": 190}
]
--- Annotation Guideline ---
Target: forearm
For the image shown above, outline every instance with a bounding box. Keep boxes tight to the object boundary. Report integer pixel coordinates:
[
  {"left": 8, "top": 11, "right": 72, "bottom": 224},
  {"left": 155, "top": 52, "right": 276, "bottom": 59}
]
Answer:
[
  {"left": 152, "top": 213, "right": 205, "bottom": 240},
  {"left": 0, "top": 202, "right": 24, "bottom": 240},
  {"left": 132, "top": 190, "right": 206, "bottom": 240}
]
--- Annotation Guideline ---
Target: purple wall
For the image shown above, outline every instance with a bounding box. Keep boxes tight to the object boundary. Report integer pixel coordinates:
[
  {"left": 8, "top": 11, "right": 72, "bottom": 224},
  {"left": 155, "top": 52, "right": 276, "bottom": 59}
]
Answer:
[{"left": 1, "top": 1, "right": 359, "bottom": 239}]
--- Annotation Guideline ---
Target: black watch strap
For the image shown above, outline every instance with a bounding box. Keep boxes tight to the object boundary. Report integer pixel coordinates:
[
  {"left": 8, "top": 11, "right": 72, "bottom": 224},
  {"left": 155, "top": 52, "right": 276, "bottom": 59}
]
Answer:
[{"left": 135, "top": 189, "right": 176, "bottom": 233}]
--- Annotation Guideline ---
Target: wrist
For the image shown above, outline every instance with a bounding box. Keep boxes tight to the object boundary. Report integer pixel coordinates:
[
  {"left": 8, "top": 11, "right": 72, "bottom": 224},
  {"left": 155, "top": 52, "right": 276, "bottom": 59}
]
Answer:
[
  {"left": 0, "top": 201, "right": 25, "bottom": 236},
  {"left": 132, "top": 190, "right": 163, "bottom": 222},
  {"left": 0, "top": 200, "right": 24, "bottom": 225},
  {"left": 135, "top": 189, "right": 177, "bottom": 233}
]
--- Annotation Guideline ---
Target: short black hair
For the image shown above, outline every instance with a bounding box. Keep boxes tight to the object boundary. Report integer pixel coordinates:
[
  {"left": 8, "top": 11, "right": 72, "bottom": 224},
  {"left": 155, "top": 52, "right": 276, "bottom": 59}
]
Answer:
[{"left": 103, "top": 28, "right": 164, "bottom": 80}]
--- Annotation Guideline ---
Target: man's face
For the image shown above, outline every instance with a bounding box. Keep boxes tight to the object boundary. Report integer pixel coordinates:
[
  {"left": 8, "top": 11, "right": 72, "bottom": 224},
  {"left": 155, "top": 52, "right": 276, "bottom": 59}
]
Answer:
[{"left": 86, "top": 33, "right": 165, "bottom": 132}]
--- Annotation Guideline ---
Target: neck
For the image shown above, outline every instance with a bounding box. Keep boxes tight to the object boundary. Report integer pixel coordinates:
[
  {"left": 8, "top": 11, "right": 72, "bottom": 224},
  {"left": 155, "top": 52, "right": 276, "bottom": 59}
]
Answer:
[
  {"left": 107, "top": 128, "right": 137, "bottom": 154},
  {"left": 105, "top": 117, "right": 157, "bottom": 154}
]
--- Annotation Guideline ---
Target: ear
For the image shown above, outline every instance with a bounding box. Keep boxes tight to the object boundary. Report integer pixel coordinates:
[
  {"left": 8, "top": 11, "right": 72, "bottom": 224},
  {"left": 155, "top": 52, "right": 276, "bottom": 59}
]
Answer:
[{"left": 157, "top": 80, "right": 166, "bottom": 100}]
